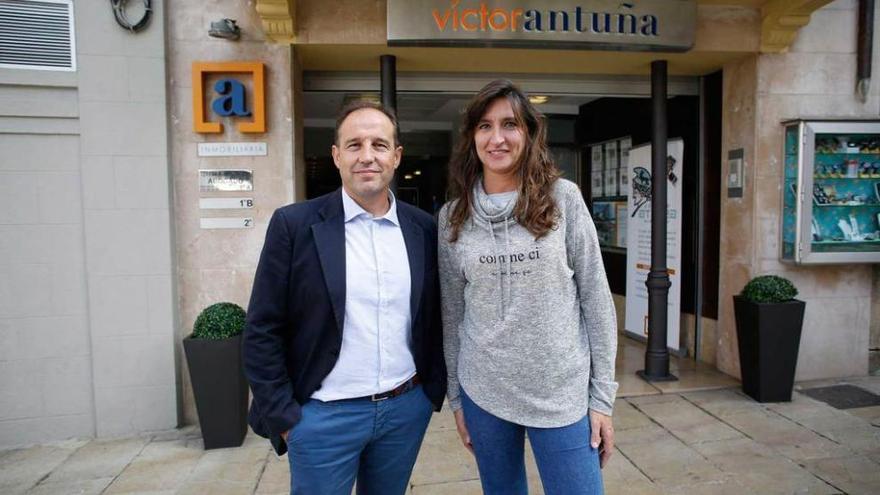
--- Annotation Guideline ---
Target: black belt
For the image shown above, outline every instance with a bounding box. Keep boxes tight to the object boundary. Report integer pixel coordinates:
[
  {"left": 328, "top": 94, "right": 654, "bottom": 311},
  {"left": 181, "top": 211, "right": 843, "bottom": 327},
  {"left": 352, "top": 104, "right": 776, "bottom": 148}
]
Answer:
[{"left": 340, "top": 375, "right": 421, "bottom": 402}]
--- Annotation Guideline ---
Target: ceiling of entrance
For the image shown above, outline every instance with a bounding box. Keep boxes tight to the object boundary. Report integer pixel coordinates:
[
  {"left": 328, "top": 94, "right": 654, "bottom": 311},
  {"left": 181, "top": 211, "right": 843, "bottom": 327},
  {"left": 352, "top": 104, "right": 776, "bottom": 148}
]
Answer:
[
  {"left": 303, "top": 92, "right": 598, "bottom": 131},
  {"left": 296, "top": 44, "right": 754, "bottom": 76}
]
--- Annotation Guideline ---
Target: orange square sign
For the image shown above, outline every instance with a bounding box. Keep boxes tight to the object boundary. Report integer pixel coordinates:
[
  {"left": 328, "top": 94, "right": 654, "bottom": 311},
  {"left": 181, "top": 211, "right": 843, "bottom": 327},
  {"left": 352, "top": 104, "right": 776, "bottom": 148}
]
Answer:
[{"left": 192, "top": 61, "right": 266, "bottom": 134}]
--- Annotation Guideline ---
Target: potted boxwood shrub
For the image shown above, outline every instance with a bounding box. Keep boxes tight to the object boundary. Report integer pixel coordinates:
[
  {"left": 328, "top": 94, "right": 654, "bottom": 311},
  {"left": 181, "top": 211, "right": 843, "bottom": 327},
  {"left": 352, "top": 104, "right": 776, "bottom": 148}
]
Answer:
[
  {"left": 183, "top": 302, "right": 248, "bottom": 449},
  {"left": 734, "top": 275, "right": 805, "bottom": 402}
]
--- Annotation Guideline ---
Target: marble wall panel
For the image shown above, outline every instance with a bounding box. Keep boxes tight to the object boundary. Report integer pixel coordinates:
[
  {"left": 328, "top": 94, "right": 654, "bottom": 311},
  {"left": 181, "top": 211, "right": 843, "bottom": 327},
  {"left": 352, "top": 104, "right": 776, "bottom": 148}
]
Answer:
[
  {"left": 718, "top": 5, "right": 879, "bottom": 380},
  {"left": 167, "top": 1, "right": 298, "bottom": 424}
]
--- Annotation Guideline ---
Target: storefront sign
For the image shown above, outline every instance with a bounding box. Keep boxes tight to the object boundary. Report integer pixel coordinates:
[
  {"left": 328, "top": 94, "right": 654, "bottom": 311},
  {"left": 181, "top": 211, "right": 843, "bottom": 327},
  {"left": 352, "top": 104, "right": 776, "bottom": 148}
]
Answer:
[
  {"left": 624, "top": 139, "right": 683, "bottom": 350},
  {"left": 387, "top": 0, "right": 696, "bottom": 52},
  {"left": 192, "top": 61, "right": 266, "bottom": 134},
  {"left": 198, "top": 142, "right": 267, "bottom": 157}
]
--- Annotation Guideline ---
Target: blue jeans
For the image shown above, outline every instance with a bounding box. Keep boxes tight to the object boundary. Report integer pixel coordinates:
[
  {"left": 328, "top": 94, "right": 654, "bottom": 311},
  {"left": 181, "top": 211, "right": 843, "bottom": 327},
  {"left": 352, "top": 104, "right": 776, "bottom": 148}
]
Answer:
[
  {"left": 461, "top": 389, "right": 603, "bottom": 495},
  {"left": 287, "top": 385, "right": 433, "bottom": 495}
]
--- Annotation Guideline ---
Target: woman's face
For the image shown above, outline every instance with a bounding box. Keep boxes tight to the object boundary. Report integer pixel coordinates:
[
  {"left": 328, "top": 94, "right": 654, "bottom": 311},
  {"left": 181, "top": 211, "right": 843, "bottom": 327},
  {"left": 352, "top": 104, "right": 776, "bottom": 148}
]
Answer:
[{"left": 474, "top": 97, "right": 525, "bottom": 180}]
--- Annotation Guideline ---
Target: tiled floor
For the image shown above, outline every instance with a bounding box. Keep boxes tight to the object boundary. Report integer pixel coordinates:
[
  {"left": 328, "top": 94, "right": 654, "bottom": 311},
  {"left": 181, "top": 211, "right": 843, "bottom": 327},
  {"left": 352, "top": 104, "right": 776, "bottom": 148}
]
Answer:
[{"left": 3, "top": 337, "right": 879, "bottom": 494}]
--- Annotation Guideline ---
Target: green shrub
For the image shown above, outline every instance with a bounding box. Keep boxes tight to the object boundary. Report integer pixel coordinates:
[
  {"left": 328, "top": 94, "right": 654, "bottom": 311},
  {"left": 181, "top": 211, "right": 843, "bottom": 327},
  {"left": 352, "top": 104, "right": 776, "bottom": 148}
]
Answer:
[
  {"left": 192, "top": 302, "right": 246, "bottom": 339},
  {"left": 740, "top": 275, "right": 798, "bottom": 304}
]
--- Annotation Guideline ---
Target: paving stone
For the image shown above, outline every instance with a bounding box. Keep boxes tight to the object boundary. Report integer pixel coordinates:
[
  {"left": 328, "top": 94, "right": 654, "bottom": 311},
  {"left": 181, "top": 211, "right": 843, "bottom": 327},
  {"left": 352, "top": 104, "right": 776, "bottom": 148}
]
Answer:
[
  {"left": 648, "top": 369, "right": 739, "bottom": 394},
  {"left": 616, "top": 372, "right": 662, "bottom": 398},
  {"left": 770, "top": 436, "right": 855, "bottom": 462},
  {"left": 766, "top": 392, "right": 843, "bottom": 420},
  {"left": 604, "top": 479, "right": 657, "bottom": 495},
  {"left": 819, "top": 426, "right": 880, "bottom": 455},
  {"left": 26, "top": 477, "right": 114, "bottom": 495},
  {"left": 632, "top": 396, "right": 743, "bottom": 445},
  {"left": 694, "top": 439, "right": 837, "bottom": 494},
  {"left": 427, "top": 408, "right": 456, "bottom": 433},
  {"left": 790, "top": 410, "right": 874, "bottom": 433},
  {"left": 255, "top": 455, "right": 289, "bottom": 495},
  {"left": 177, "top": 480, "right": 256, "bottom": 495},
  {"left": 411, "top": 479, "right": 483, "bottom": 495},
  {"left": 804, "top": 455, "right": 880, "bottom": 495},
  {"left": 723, "top": 409, "right": 824, "bottom": 446},
  {"left": 615, "top": 424, "right": 669, "bottom": 447},
  {"left": 102, "top": 439, "right": 202, "bottom": 493},
  {"left": 658, "top": 476, "right": 749, "bottom": 495},
  {"left": 186, "top": 456, "right": 265, "bottom": 484},
  {"left": 602, "top": 450, "right": 654, "bottom": 489},
  {"left": 613, "top": 400, "right": 655, "bottom": 431},
  {"left": 42, "top": 436, "right": 149, "bottom": 484},
  {"left": 410, "top": 429, "right": 479, "bottom": 486},
  {"left": 627, "top": 393, "right": 682, "bottom": 406},
  {"left": 846, "top": 405, "right": 880, "bottom": 426},
  {"left": 693, "top": 439, "right": 840, "bottom": 495},
  {"left": 681, "top": 388, "right": 763, "bottom": 418},
  {"left": 617, "top": 437, "right": 723, "bottom": 485},
  {"left": 0, "top": 440, "right": 86, "bottom": 492}
]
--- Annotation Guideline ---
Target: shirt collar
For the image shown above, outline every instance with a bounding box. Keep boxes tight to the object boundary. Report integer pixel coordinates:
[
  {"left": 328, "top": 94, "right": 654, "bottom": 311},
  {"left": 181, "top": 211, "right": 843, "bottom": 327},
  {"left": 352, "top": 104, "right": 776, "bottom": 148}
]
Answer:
[{"left": 341, "top": 187, "right": 400, "bottom": 226}]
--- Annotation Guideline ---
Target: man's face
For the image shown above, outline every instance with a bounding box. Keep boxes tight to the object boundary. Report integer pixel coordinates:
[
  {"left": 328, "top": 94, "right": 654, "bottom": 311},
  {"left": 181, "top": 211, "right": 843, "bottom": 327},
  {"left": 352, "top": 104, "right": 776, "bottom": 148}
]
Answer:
[{"left": 332, "top": 108, "right": 401, "bottom": 204}]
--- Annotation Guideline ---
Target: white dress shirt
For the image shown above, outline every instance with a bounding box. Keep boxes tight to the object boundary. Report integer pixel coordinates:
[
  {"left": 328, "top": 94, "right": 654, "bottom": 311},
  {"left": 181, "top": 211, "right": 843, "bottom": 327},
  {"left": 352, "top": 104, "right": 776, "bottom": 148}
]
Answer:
[{"left": 311, "top": 188, "right": 416, "bottom": 401}]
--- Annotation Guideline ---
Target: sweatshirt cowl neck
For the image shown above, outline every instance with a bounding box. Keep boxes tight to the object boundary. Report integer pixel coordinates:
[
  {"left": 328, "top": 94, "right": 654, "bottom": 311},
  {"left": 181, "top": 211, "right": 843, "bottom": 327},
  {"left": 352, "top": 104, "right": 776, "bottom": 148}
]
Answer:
[{"left": 473, "top": 179, "right": 518, "bottom": 225}]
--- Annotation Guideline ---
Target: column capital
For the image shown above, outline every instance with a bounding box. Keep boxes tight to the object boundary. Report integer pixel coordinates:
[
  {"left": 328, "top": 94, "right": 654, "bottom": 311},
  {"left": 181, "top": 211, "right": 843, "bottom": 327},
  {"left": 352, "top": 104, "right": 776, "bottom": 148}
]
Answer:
[
  {"left": 255, "top": 0, "right": 296, "bottom": 43},
  {"left": 760, "top": 0, "right": 834, "bottom": 53}
]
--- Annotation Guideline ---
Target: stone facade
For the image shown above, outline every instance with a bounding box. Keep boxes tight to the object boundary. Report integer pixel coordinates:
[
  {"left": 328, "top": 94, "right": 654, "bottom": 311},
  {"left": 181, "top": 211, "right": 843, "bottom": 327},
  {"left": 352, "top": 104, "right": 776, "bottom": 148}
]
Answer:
[
  {"left": 718, "top": 0, "right": 878, "bottom": 380},
  {"left": 1, "top": 0, "right": 878, "bottom": 449},
  {"left": 0, "top": 0, "right": 176, "bottom": 445},
  {"left": 166, "top": 2, "right": 302, "bottom": 424}
]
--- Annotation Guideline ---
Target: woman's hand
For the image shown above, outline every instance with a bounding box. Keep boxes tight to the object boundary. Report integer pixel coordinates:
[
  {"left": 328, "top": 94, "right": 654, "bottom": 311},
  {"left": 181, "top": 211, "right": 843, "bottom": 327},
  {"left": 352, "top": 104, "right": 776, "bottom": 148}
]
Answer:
[
  {"left": 453, "top": 409, "right": 474, "bottom": 455},
  {"left": 589, "top": 410, "right": 614, "bottom": 468}
]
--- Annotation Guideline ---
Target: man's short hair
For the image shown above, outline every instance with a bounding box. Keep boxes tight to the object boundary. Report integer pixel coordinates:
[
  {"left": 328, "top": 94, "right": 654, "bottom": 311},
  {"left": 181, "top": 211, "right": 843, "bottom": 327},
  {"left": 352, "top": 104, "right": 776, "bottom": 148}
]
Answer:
[{"left": 334, "top": 100, "right": 401, "bottom": 146}]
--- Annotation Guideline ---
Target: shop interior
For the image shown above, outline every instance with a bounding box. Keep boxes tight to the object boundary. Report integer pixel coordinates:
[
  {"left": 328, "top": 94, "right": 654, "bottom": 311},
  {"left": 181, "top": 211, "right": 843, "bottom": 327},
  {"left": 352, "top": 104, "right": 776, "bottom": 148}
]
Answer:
[{"left": 301, "top": 76, "right": 725, "bottom": 388}]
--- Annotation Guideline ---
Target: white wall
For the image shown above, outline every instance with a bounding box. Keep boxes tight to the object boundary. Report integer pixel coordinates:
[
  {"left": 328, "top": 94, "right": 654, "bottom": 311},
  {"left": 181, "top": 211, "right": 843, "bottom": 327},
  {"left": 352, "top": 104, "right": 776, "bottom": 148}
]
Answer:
[{"left": 0, "top": 0, "right": 177, "bottom": 447}]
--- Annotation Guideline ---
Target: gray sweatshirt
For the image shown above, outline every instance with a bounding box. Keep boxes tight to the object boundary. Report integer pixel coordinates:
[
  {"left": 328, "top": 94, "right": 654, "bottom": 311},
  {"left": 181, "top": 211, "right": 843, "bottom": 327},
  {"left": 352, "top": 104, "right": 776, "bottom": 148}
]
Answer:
[{"left": 438, "top": 178, "right": 618, "bottom": 426}]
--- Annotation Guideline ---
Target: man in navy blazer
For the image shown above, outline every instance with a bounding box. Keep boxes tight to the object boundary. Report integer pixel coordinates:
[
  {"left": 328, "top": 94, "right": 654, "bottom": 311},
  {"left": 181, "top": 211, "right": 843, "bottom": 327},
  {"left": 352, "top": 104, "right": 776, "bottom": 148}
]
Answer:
[{"left": 243, "top": 100, "right": 446, "bottom": 495}]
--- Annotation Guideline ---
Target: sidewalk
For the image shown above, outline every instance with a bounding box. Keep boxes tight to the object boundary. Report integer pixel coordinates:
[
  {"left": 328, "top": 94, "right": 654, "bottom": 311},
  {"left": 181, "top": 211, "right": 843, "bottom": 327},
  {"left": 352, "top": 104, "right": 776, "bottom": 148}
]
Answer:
[{"left": 2, "top": 374, "right": 879, "bottom": 494}]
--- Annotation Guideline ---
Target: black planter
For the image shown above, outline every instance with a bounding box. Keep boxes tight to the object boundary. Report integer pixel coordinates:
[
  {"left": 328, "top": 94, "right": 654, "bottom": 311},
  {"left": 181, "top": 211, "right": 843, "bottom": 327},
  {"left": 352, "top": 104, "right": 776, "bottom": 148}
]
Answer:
[
  {"left": 183, "top": 334, "right": 248, "bottom": 449},
  {"left": 733, "top": 295, "right": 805, "bottom": 402}
]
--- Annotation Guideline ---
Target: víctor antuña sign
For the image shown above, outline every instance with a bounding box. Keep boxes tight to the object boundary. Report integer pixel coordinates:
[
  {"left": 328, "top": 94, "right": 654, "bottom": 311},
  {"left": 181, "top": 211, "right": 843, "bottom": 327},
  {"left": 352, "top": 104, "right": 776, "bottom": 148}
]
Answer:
[{"left": 387, "top": 0, "right": 696, "bottom": 52}]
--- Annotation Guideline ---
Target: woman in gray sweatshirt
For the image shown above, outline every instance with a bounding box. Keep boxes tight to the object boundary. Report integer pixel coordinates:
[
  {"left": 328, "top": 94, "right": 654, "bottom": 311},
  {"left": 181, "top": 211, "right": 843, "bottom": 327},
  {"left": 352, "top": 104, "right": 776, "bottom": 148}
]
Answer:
[{"left": 439, "top": 80, "right": 618, "bottom": 495}]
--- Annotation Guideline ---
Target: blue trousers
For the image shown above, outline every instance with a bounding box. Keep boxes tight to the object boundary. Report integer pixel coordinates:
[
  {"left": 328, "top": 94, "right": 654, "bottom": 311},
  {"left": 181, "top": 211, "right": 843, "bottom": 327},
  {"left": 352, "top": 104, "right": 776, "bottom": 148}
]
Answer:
[
  {"left": 287, "top": 385, "right": 433, "bottom": 495},
  {"left": 461, "top": 389, "right": 603, "bottom": 495}
]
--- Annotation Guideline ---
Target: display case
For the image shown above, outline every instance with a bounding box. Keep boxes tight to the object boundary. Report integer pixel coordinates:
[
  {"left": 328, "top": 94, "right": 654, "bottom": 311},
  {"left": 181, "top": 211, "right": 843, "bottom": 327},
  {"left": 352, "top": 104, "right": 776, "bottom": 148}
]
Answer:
[
  {"left": 589, "top": 137, "right": 631, "bottom": 253},
  {"left": 782, "top": 120, "right": 880, "bottom": 264}
]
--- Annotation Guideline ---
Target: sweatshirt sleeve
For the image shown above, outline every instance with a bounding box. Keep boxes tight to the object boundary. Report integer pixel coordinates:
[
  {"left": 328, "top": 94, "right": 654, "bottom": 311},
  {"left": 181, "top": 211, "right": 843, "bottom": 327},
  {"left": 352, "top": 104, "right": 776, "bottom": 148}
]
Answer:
[
  {"left": 438, "top": 205, "right": 466, "bottom": 412},
  {"left": 564, "top": 184, "right": 619, "bottom": 416}
]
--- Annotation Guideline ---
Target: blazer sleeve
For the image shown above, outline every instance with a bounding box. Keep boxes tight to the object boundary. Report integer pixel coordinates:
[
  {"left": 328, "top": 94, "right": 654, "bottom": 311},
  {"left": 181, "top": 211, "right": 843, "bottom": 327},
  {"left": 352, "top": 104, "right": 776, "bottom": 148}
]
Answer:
[
  {"left": 243, "top": 208, "right": 301, "bottom": 437},
  {"left": 427, "top": 221, "right": 448, "bottom": 410}
]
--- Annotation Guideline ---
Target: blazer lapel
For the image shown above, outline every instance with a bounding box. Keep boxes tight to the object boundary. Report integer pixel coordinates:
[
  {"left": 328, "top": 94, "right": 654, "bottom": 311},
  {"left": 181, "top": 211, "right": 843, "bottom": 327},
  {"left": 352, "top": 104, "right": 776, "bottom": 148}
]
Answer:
[
  {"left": 311, "top": 190, "right": 346, "bottom": 334},
  {"left": 398, "top": 208, "right": 425, "bottom": 322}
]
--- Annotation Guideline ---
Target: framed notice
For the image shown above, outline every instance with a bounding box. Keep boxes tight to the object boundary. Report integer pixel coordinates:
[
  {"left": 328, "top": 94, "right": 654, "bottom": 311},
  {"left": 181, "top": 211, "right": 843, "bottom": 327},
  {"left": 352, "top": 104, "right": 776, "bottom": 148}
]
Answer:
[
  {"left": 604, "top": 141, "right": 619, "bottom": 171},
  {"left": 591, "top": 145, "right": 604, "bottom": 173},
  {"left": 199, "top": 169, "right": 253, "bottom": 192},
  {"left": 604, "top": 165, "right": 619, "bottom": 197},
  {"left": 591, "top": 171, "right": 604, "bottom": 198}
]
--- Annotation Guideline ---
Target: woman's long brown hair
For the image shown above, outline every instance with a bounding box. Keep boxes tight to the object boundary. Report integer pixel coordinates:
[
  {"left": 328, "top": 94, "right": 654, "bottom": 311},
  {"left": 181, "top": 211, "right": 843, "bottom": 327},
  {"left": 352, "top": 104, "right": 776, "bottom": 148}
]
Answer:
[{"left": 446, "top": 79, "right": 560, "bottom": 242}]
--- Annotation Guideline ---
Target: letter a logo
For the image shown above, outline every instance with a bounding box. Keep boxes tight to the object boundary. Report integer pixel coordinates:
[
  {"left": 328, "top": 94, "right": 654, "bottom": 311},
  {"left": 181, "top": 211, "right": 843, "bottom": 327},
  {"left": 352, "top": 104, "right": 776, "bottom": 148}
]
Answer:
[
  {"left": 211, "top": 79, "right": 252, "bottom": 117},
  {"left": 192, "top": 61, "right": 266, "bottom": 134}
]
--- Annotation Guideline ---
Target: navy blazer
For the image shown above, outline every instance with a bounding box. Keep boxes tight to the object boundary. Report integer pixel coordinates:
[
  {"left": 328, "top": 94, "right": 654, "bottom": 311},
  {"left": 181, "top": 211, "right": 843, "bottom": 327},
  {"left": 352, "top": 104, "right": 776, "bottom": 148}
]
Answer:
[{"left": 243, "top": 189, "right": 447, "bottom": 455}]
